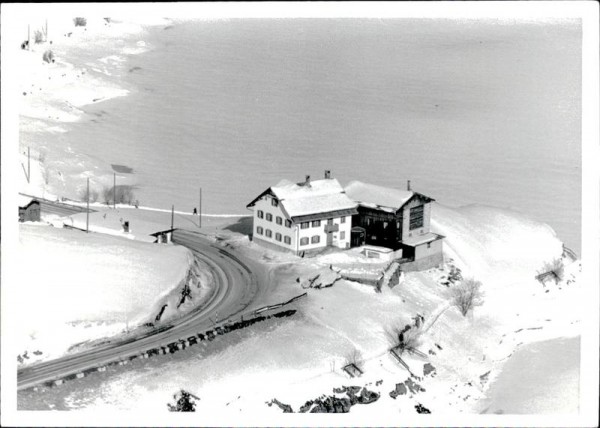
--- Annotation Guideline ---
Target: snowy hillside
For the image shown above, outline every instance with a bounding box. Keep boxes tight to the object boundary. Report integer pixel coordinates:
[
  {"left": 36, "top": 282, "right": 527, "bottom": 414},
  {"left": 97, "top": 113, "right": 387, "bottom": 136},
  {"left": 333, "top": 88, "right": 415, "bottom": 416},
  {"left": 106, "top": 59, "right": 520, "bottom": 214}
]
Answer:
[
  {"left": 18, "top": 203, "right": 581, "bottom": 417},
  {"left": 12, "top": 223, "right": 194, "bottom": 365}
]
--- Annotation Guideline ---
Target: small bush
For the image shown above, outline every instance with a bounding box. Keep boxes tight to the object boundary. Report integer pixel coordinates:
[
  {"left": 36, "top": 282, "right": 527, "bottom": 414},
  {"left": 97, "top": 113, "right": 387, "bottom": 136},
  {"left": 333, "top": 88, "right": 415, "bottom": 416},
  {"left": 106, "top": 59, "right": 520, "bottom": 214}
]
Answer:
[
  {"left": 539, "top": 258, "right": 565, "bottom": 282},
  {"left": 450, "top": 278, "right": 484, "bottom": 317},
  {"left": 42, "top": 50, "right": 54, "bottom": 63},
  {"left": 167, "top": 389, "right": 198, "bottom": 412},
  {"left": 78, "top": 186, "right": 99, "bottom": 203},
  {"left": 74, "top": 17, "right": 87, "bottom": 27},
  {"left": 34, "top": 30, "right": 44, "bottom": 44}
]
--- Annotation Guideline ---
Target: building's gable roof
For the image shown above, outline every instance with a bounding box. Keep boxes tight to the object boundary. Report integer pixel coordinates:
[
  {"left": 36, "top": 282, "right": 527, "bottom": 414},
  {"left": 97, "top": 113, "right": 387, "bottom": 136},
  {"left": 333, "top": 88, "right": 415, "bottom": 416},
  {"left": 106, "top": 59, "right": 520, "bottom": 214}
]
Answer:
[
  {"left": 344, "top": 181, "right": 434, "bottom": 213},
  {"left": 247, "top": 178, "right": 358, "bottom": 221},
  {"left": 18, "top": 195, "right": 40, "bottom": 209}
]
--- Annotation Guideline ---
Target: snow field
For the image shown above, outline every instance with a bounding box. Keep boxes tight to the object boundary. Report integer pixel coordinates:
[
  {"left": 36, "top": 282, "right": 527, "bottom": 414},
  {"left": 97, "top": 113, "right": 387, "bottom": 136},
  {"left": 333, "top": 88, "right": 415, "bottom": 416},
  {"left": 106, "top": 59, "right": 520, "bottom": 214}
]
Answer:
[{"left": 13, "top": 223, "right": 194, "bottom": 364}]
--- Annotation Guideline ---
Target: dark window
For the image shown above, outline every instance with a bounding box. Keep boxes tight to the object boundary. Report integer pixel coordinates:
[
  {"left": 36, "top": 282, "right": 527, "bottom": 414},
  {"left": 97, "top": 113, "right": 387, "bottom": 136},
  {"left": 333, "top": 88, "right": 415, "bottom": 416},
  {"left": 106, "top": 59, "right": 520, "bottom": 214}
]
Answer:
[
  {"left": 301, "top": 222, "right": 310, "bottom": 229},
  {"left": 340, "top": 216, "right": 346, "bottom": 224},
  {"left": 327, "top": 218, "right": 333, "bottom": 225},
  {"left": 340, "top": 231, "right": 345, "bottom": 240},
  {"left": 265, "top": 229, "right": 272, "bottom": 238},
  {"left": 312, "top": 220, "right": 321, "bottom": 227},
  {"left": 311, "top": 235, "right": 320, "bottom": 244},
  {"left": 284, "top": 236, "right": 291, "bottom": 244},
  {"left": 275, "top": 233, "right": 282, "bottom": 242},
  {"left": 256, "top": 226, "right": 263, "bottom": 235},
  {"left": 427, "top": 242, "right": 431, "bottom": 249},
  {"left": 409, "top": 205, "right": 424, "bottom": 230},
  {"left": 257, "top": 210, "right": 264, "bottom": 219},
  {"left": 271, "top": 198, "right": 279, "bottom": 207},
  {"left": 266, "top": 213, "right": 273, "bottom": 222},
  {"left": 276, "top": 216, "right": 283, "bottom": 225},
  {"left": 300, "top": 237, "right": 309, "bottom": 246},
  {"left": 285, "top": 219, "right": 292, "bottom": 228}
]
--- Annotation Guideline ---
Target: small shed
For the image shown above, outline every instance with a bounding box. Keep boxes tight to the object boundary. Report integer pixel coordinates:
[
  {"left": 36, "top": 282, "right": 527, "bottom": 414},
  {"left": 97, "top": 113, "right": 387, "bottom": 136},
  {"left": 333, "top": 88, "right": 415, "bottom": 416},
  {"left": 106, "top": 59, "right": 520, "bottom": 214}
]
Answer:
[
  {"left": 18, "top": 196, "right": 41, "bottom": 222},
  {"left": 149, "top": 228, "right": 176, "bottom": 244}
]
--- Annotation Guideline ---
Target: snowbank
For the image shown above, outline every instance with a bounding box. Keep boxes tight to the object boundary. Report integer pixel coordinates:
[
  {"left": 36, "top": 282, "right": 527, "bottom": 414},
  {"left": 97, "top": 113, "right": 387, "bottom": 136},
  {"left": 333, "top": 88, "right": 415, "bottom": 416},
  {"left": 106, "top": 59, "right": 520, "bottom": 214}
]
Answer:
[
  {"left": 431, "top": 203, "right": 564, "bottom": 284},
  {"left": 12, "top": 223, "right": 193, "bottom": 364}
]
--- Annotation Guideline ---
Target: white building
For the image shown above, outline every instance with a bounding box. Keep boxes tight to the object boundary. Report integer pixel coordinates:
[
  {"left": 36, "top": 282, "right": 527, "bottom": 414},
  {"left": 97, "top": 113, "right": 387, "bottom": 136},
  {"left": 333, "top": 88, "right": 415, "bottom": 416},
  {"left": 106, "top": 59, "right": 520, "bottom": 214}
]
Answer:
[{"left": 246, "top": 173, "right": 358, "bottom": 255}]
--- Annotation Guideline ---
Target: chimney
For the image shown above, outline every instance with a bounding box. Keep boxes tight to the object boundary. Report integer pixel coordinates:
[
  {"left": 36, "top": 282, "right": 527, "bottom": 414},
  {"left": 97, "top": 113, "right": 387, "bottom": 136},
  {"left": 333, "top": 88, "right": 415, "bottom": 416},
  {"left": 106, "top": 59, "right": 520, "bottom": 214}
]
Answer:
[
  {"left": 324, "top": 170, "right": 331, "bottom": 179},
  {"left": 407, "top": 180, "right": 411, "bottom": 191},
  {"left": 304, "top": 175, "right": 311, "bottom": 187}
]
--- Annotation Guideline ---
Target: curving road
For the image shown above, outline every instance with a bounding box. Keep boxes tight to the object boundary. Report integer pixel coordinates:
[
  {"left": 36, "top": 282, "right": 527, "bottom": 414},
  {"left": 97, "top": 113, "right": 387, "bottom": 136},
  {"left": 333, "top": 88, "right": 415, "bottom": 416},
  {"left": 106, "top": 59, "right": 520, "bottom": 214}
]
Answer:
[{"left": 17, "top": 229, "right": 269, "bottom": 391}]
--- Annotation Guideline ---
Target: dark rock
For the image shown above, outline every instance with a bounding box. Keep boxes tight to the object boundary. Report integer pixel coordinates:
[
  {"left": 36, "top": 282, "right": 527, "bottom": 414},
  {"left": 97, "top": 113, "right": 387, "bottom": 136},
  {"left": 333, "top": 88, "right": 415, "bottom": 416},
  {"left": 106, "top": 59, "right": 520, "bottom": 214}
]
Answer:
[
  {"left": 423, "top": 363, "right": 436, "bottom": 377},
  {"left": 269, "top": 398, "right": 293, "bottom": 413},
  {"left": 415, "top": 403, "right": 431, "bottom": 414},
  {"left": 405, "top": 378, "right": 426, "bottom": 394},
  {"left": 357, "top": 387, "right": 379, "bottom": 404},
  {"left": 389, "top": 383, "right": 407, "bottom": 399}
]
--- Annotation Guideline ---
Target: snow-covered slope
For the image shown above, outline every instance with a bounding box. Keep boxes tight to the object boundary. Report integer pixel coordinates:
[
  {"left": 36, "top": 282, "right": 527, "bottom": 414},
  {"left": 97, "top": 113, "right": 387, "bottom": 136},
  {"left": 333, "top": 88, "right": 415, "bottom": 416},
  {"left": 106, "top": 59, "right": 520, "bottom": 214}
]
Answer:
[
  {"left": 19, "top": 203, "right": 580, "bottom": 417},
  {"left": 12, "top": 223, "right": 193, "bottom": 365},
  {"left": 431, "top": 203, "right": 564, "bottom": 283}
]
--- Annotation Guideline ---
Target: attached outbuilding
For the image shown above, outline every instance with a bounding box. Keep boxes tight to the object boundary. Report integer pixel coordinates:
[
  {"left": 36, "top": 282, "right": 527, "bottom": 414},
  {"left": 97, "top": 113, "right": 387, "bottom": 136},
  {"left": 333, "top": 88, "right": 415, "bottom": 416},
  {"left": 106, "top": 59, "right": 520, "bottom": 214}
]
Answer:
[{"left": 344, "top": 180, "right": 444, "bottom": 271}]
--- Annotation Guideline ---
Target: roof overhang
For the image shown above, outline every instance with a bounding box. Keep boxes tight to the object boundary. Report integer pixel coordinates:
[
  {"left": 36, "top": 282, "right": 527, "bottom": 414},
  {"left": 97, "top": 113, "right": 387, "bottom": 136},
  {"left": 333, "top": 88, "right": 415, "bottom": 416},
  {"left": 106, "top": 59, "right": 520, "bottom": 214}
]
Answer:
[
  {"left": 291, "top": 207, "right": 358, "bottom": 224},
  {"left": 401, "top": 232, "right": 445, "bottom": 247}
]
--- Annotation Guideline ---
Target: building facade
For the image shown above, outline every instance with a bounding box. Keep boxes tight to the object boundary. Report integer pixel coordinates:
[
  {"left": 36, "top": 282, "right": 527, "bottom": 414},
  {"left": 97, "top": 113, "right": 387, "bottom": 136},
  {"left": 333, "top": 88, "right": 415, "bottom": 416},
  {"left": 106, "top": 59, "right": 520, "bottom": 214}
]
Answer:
[{"left": 247, "top": 174, "right": 358, "bottom": 255}]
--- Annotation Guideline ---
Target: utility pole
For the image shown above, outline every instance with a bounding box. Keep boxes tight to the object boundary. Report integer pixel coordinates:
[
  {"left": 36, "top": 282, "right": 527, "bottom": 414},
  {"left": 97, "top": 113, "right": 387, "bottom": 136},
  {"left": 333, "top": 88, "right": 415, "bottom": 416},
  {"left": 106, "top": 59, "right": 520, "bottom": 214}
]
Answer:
[
  {"left": 27, "top": 24, "right": 30, "bottom": 50},
  {"left": 199, "top": 187, "right": 202, "bottom": 228},
  {"left": 86, "top": 177, "right": 90, "bottom": 233},
  {"left": 113, "top": 172, "right": 116, "bottom": 209},
  {"left": 171, "top": 204, "right": 174, "bottom": 230}
]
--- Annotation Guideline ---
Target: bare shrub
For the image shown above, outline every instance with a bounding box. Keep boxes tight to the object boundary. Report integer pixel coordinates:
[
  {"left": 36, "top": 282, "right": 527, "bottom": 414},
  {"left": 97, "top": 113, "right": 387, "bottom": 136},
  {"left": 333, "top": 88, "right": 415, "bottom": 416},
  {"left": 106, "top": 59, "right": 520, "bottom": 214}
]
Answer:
[
  {"left": 450, "top": 278, "right": 484, "bottom": 317},
  {"left": 78, "top": 186, "right": 99, "bottom": 203},
  {"left": 343, "top": 349, "right": 365, "bottom": 371},
  {"left": 386, "top": 323, "right": 421, "bottom": 353},
  {"left": 34, "top": 30, "right": 44, "bottom": 44},
  {"left": 42, "top": 50, "right": 54, "bottom": 63},
  {"left": 539, "top": 258, "right": 565, "bottom": 282},
  {"left": 102, "top": 185, "right": 113, "bottom": 205},
  {"left": 116, "top": 185, "right": 136, "bottom": 205},
  {"left": 74, "top": 17, "right": 87, "bottom": 27},
  {"left": 102, "top": 185, "right": 136, "bottom": 205}
]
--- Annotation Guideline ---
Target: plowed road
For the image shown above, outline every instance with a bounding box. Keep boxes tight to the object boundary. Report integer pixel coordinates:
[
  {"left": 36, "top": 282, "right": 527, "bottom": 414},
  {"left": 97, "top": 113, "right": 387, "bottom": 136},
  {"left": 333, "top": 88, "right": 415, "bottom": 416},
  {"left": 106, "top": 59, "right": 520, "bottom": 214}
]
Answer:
[{"left": 17, "top": 229, "right": 269, "bottom": 390}]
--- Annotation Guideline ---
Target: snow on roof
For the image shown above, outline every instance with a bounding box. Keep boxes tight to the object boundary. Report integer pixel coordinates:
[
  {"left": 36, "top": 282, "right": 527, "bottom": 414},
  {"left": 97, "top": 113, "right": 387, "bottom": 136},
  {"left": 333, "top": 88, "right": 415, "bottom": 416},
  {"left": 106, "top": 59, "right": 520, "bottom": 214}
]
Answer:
[
  {"left": 18, "top": 194, "right": 37, "bottom": 208},
  {"left": 270, "top": 178, "right": 358, "bottom": 219},
  {"left": 344, "top": 181, "right": 414, "bottom": 211},
  {"left": 402, "top": 232, "right": 443, "bottom": 246}
]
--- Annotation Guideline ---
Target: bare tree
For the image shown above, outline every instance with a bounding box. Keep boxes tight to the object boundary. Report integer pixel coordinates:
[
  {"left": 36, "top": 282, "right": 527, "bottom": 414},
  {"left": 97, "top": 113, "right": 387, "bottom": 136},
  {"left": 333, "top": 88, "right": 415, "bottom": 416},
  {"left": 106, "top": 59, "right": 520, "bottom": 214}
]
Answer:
[
  {"left": 386, "top": 323, "right": 421, "bottom": 354},
  {"left": 343, "top": 349, "right": 365, "bottom": 371},
  {"left": 102, "top": 185, "right": 113, "bottom": 205},
  {"left": 450, "top": 278, "right": 484, "bottom": 317},
  {"left": 538, "top": 258, "right": 565, "bottom": 282}
]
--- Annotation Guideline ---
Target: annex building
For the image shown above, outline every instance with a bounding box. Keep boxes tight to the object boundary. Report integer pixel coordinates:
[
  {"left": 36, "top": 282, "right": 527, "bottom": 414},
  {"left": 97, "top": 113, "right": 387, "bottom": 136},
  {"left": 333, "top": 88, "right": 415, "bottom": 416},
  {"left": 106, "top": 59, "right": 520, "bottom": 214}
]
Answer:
[{"left": 344, "top": 180, "right": 444, "bottom": 271}]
